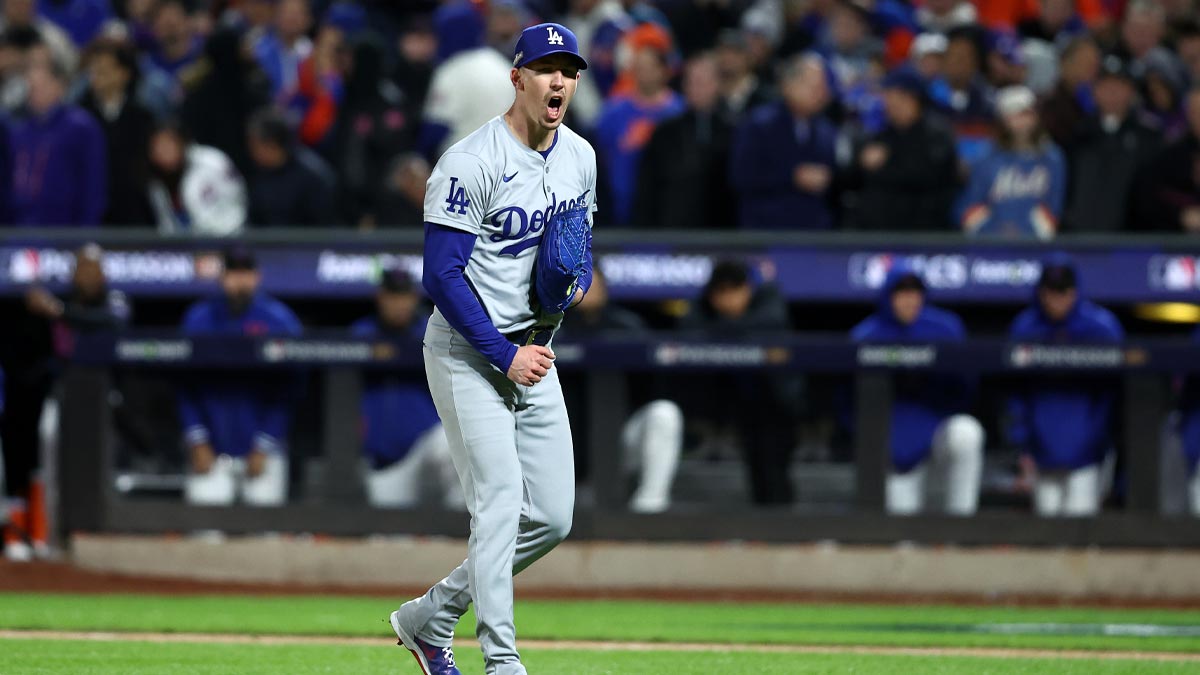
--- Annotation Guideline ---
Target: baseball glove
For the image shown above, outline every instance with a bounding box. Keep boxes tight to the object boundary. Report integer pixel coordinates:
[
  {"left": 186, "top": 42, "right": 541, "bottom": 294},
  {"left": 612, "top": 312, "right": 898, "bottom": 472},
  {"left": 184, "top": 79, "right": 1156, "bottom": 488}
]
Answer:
[{"left": 533, "top": 203, "right": 591, "bottom": 314}]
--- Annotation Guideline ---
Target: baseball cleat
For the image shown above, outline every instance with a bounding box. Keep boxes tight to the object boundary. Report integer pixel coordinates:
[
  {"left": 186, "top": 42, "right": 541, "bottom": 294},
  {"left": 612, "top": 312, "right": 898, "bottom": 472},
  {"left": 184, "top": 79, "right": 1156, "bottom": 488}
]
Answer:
[{"left": 390, "top": 610, "right": 462, "bottom": 675}]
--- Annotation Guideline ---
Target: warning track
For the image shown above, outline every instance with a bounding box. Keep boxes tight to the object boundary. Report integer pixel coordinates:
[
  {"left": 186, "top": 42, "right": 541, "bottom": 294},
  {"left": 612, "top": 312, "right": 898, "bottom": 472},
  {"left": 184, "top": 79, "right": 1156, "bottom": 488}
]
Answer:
[{"left": 1, "top": 630, "right": 1198, "bottom": 663}]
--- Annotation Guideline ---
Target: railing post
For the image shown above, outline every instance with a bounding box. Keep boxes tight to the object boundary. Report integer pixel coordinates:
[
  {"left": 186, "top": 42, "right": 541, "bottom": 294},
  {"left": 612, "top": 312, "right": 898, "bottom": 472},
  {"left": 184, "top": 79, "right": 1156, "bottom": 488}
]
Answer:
[
  {"left": 854, "top": 371, "right": 892, "bottom": 512},
  {"left": 57, "top": 366, "right": 113, "bottom": 536},
  {"left": 1124, "top": 373, "right": 1165, "bottom": 513},
  {"left": 321, "top": 368, "right": 366, "bottom": 505},
  {"left": 587, "top": 371, "right": 627, "bottom": 512}
]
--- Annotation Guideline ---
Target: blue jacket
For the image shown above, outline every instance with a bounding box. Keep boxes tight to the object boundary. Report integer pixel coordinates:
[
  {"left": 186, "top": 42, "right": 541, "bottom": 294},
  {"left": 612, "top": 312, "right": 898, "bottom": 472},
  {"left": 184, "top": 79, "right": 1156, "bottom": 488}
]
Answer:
[
  {"left": 730, "top": 101, "right": 837, "bottom": 230},
  {"left": 178, "top": 293, "right": 302, "bottom": 458},
  {"left": 9, "top": 104, "right": 107, "bottom": 226},
  {"left": 850, "top": 262, "right": 972, "bottom": 472},
  {"left": 39, "top": 0, "right": 113, "bottom": 46},
  {"left": 594, "top": 93, "right": 686, "bottom": 225},
  {"left": 1007, "top": 258, "right": 1124, "bottom": 470},
  {"left": 958, "top": 143, "right": 1066, "bottom": 239},
  {"left": 351, "top": 315, "right": 442, "bottom": 469},
  {"left": 252, "top": 31, "right": 304, "bottom": 99}
]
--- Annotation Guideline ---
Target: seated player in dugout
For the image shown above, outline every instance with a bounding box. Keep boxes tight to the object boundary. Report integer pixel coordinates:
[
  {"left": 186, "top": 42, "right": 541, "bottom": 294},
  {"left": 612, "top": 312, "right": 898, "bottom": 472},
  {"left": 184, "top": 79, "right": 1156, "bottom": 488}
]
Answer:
[
  {"left": 678, "top": 259, "right": 803, "bottom": 505},
  {"left": 1007, "top": 256, "right": 1123, "bottom": 517},
  {"left": 177, "top": 246, "right": 302, "bottom": 507},
  {"left": 351, "top": 269, "right": 463, "bottom": 510},
  {"left": 555, "top": 268, "right": 682, "bottom": 513},
  {"left": 849, "top": 260, "right": 985, "bottom": 516}
]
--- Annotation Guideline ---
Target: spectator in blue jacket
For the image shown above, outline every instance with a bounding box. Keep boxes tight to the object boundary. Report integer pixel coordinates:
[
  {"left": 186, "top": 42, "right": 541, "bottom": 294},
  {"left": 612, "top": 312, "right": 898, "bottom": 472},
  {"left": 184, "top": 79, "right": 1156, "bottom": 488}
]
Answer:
[
  {"left": 350, "top": 269, "right": 461, "bottom": 509},
  {"left": 959, "top": 85, "right": 1067, "bottom": 239},
  {"left": 147, "top": 0, "right": 202, "bottom": 82},
  {"left": 730, "top": 53, "right": 837, "bottom": 230},
  {"left": 9, "top": 53, "right": 107, "bottom": 226},
  {"left": 593, "top": 33, "right": 684, "bottom": 226},
  {"left": 37, "top": 0, "right": 112, "bottom": 47},
  {"left": 1008, "top": 257, "right": 1124, "bottom": 517},
  {"left": 179, "top": 246, "right": 302, "bottom": 507},
  {"left": 850, "top": 261, "right": 984, "bottom": 515},
  {"left": 250, "top": 0, "right": 313, "bottom": 101}
]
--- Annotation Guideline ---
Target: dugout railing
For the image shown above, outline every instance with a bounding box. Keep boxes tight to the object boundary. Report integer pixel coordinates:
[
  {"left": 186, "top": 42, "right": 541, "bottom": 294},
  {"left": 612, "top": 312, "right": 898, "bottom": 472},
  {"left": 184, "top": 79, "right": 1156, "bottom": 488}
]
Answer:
[
  {"left": 9, "top": 227, "right": 1200, "bottom": 548},
  {"left": 56, "top": 332, "right": 1200, "bottom": 548}
]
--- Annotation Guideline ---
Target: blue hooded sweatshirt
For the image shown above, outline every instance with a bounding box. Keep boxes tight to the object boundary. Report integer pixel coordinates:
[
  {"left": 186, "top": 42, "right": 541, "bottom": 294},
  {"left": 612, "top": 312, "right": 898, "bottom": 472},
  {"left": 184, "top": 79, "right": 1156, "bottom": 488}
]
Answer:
[
  {"left": 9, "top": 104, "right": 107, "bottom": 226},
  {"left": 350, "top": 315, "right": 442, "bottom": 470},
  {"left": 178, "top": 293, "right": 303, "bottom": 458},
  {"left": 850, "top": 262, "right": 972, "bottom": 473},
  {"left": 1007, "top": 256, "right": 1124, "bottom": 470}
]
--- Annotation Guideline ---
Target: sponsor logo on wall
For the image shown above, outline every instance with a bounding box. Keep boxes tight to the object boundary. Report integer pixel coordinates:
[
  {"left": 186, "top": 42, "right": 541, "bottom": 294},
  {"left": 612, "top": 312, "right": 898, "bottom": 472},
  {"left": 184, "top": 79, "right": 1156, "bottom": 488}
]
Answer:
[{"left": 848, "top": 253, "right": 1040, "bottom": 291}]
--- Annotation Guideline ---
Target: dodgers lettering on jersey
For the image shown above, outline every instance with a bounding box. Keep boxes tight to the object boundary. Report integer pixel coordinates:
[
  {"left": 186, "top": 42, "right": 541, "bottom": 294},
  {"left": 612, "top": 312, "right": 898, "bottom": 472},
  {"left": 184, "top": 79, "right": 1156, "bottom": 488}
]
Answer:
[{"left": 424, "top": 116, "right": 598, "bottom": 333}]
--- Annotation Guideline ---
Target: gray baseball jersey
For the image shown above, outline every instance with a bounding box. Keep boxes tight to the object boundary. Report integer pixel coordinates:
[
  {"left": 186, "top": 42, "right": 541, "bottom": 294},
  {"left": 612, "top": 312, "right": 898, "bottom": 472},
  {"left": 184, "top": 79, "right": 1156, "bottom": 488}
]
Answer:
[
  {"left": 396, "top": 117, "right": 596, "bottom": 675},
  {"left": 422, "top": 115, "right": 598, "bottom": 334}
]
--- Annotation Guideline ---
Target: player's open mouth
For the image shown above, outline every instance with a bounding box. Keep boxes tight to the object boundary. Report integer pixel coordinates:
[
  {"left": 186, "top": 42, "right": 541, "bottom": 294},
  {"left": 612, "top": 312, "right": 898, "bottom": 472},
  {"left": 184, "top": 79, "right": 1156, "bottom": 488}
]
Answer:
[{"left": 546, "top": 96, "right": 564, "bottom": 121}]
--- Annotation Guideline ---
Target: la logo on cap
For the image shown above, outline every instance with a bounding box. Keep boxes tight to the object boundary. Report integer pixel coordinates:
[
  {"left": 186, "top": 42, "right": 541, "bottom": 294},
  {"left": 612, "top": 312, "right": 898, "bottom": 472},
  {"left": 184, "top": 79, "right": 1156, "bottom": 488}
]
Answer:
[{"left": 546, "top": 26, "right": 564, "bottom": 45}]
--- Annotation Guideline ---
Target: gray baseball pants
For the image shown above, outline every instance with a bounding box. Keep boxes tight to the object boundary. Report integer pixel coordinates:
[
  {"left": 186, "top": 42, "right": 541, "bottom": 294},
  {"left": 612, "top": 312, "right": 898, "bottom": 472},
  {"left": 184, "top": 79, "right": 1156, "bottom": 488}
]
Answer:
[{"left": 399, "top": 310, "right": 574, "bottom": 675}]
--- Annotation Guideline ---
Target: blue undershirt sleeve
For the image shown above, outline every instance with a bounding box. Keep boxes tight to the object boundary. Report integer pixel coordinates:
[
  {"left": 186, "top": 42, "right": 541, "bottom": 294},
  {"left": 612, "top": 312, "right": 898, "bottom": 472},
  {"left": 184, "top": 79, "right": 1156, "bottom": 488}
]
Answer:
[{"left": 423, "top": 222, "right": 519, "bottom": 373}]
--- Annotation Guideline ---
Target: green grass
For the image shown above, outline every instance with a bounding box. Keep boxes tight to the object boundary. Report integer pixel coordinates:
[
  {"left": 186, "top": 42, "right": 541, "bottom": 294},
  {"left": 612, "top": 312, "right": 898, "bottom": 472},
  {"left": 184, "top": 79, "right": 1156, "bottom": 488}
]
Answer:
[
  {"left": 2, "top": 593, "right": 1200, "bottom": 653},
  {"left": 3, "top": 593, "right": 1200, "bottom": 673},
  {"left": 2, "top": 639, "right": 1196, "bottom": 675}
]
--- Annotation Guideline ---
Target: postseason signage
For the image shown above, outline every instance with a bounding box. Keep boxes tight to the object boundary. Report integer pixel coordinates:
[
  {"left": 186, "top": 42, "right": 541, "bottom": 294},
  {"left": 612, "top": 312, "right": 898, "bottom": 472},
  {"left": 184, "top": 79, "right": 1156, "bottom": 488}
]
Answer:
[
  {"left": 76, "top": 335, "right": 1193, "bottom": 373},
  {"left": 2, "top": 239, "right": 1199, "bottom": 303}
]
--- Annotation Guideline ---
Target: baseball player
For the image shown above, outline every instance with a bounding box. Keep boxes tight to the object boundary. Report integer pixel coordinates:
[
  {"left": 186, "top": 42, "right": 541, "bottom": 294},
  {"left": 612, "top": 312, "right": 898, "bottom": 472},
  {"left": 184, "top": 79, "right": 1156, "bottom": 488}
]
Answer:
[
  {"left": 850, "top": 261, "right": 984, "bottom": 516},
  {"left": 1008, "top": 256, "right": 1124, "bottom": 516},
  {"left": 179, "top": 246, "right": 302, "bottom": 507},
  {"left": 388, "top": 23, "right": 595, "bottom": 675},
  {"left": 351, "top": 269, "right": 462, "bottom": 510}
]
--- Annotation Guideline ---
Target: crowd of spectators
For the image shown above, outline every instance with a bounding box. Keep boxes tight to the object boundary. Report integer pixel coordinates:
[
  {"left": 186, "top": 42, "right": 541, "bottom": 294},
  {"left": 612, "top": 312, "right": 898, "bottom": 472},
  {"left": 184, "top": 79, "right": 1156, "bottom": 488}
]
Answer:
[{"left": 0, "top": 0, "right": 1197, "bottom": 235}]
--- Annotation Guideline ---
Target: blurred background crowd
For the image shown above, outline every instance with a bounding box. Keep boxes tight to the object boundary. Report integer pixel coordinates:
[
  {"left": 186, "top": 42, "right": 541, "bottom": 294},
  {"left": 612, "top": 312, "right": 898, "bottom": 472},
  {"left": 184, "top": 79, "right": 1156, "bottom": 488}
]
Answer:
[
  {"left": 1, "top": 0, "right": 1200, "bottom": 235},
  {"left": 6, "top": 0, "right": 1200, "bottom": 561}
]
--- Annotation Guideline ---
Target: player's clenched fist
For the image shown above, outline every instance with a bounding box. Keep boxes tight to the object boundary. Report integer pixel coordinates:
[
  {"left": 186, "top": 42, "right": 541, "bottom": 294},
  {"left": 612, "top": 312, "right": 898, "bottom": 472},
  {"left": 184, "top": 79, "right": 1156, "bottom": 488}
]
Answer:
[{"left": 507, "top": 345, "right": 555, "bottom": 386}]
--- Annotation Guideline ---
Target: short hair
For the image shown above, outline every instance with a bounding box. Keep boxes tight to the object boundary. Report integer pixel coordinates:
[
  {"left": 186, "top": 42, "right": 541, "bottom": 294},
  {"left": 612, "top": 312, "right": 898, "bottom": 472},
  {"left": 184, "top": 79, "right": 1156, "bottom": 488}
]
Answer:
[
  {"left": 1176, "top": 19, "right": 1200, "bottom": 40},
  {"left": 153, "top": 0, "right": 192, "bottom": 19},
  {"left": 1125, "top": 0, "right": 1165, "bottom": 21},
  {"left": 778, "top": 51, "right": 825, "bottom": 81},
  {"left": 83, "top": 36, "right": 139, "bottom": 80},
  {"left": 705, "top": 260, "right": 750, "bottom": 295},
  {"left": 0, "top": 25, "right": 41, "bottom": 50},
  {"left": 152, "top": 116, "right": 192, "bottom": 144},
  {"left": 247, "top": 108, "right": 293, "bottom": 149}
]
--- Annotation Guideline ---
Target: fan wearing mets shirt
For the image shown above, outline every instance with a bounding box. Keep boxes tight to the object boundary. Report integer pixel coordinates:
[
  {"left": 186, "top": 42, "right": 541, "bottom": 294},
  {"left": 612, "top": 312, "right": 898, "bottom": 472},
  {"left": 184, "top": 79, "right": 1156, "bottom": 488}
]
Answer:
[{"left": 388, "top": 23, "right": 596, "bottom": 675}]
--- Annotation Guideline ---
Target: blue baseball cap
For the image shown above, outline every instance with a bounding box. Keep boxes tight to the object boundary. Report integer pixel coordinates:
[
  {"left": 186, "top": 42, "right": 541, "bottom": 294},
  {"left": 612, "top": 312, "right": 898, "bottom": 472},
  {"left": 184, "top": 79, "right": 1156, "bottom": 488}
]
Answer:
[{"left": 513, "top": 22, "right": 588, "bottom": 71}]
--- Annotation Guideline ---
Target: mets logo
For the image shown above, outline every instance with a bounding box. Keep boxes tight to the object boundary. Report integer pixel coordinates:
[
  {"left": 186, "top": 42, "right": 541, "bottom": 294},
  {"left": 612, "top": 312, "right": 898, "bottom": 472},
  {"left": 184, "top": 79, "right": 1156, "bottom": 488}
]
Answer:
[
  {"left": 492, "top": 190, "right": 590, "bottom": 257},
  {"left": 546, "top": 26, "right": 564, "bottom": 46}
]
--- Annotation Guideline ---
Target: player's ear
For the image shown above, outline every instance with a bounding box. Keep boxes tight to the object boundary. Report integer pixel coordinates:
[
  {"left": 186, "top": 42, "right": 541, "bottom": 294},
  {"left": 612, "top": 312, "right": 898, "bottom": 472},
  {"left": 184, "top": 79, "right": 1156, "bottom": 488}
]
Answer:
[{"left": 510, "top": 67, "right": 522, "bottom": 90}]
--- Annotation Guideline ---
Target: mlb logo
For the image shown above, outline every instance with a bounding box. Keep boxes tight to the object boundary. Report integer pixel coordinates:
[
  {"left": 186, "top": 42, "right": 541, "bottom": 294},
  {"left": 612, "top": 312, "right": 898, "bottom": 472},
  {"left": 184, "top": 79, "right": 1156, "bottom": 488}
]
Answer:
[
  {"left": 1148, "top": 255, "right": 1199, "bottom": 291},
  {"left": 546, "top": 26, "right": 564, "bottom": 46}
]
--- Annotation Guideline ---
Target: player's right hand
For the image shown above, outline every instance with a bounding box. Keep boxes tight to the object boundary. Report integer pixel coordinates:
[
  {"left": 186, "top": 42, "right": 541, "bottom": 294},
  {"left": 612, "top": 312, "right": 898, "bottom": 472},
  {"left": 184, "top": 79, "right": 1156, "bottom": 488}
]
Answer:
[
  {"left": 191, "top": 443, "right": 216, "bottom": 475},
  {"left": 507, "top": 345, "right": 555, "bottom": 386}
]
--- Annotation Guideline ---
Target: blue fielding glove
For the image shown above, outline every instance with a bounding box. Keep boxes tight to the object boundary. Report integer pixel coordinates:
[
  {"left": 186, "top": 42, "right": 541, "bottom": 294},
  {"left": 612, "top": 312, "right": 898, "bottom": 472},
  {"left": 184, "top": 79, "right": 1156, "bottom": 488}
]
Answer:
[{"left": 534, "top": 203, "right": 590, "bottom": 313}]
